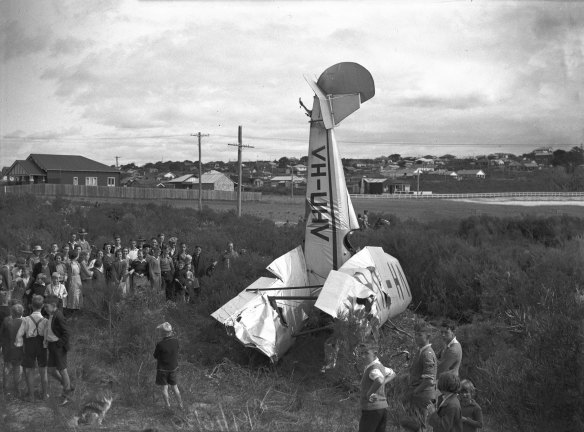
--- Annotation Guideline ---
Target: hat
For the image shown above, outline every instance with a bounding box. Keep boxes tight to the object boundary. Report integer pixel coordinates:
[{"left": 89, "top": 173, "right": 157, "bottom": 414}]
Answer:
[
  {"left": 169, "top": 237, "right": 178, "bottom": 243},
  {"left": 78, "top": 228, "right": 88, "bottom": 235},
  {"left": 33, "top": 245, "right": 43, "bottom": 252},
  {"left": 51, "top": 272, "right": 60, "bottom": 278},
  {"left": 156, "top": 322, "right": 172, "bottom": 333}
]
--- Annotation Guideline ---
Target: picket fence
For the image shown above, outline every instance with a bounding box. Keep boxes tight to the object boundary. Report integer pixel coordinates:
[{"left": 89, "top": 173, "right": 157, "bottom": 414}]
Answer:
[
  {"left": 350, "top": 191, "right": 584, "bottom": 200},
  {"left": 1, "top": 183, "right": 262, "bottom": 201}
]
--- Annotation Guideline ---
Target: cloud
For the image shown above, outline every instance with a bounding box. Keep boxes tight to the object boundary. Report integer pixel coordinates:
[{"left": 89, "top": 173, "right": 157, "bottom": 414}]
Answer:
[
  {"left": 391, "top": 94, "right": 490, "bottom": 110},
  {"left": 50, "top": 37, "right": 94, "bottom": 57},
  {"left": 1, "top": 20, "right": 51, "bottom": 61}
]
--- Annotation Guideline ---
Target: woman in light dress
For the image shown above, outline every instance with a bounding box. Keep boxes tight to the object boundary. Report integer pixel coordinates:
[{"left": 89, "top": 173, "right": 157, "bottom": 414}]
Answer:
[{"left": 67, "top": 251, "right": 83, "bottom": 313}]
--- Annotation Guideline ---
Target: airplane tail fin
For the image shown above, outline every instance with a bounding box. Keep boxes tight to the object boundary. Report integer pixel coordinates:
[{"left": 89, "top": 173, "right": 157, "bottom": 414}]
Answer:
[{"left": 305, "top": 62, "right": 375, "bottom": 129}]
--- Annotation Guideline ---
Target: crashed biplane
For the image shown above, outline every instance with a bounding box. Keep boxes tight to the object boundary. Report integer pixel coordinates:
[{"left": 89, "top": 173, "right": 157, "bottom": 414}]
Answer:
[{"left": 212, "top": 62, "right": 412, "bottom": 362}]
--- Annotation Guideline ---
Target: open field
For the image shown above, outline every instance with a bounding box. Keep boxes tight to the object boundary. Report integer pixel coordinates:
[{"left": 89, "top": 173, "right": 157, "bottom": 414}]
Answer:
[{"left": 52, "top": 195, "right": 584, "bottom": 224}]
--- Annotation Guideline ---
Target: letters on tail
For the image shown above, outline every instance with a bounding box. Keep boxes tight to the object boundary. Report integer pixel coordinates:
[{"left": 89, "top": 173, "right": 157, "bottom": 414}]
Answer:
[{"left": 212, "top": 63, "right": 411, "bottom": 363}]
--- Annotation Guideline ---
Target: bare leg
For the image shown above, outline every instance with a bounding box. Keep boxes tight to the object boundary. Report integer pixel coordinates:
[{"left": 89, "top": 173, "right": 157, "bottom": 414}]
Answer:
[
  {"left": 48, "top": 367, "right": 64, "bottom": 386},
  {"left": 13, "top": 365, "right": 22, "bottom": 396},
  {"left": 24, "top": 368, "right": 35, "bottom": 401},
  {"left": 161, "top": 385, "right": 171, "bottom": 408},
  {"left": 2, "top": 363, "right": 7, "bottom": 393},
  {"left": 60, "top": 368, "right": 71, "bottom": 391},
  {"left": 171, "top": 384, "right": 183, "bottom": 409},
  {"left": 39, "top": 367, "right": 48, "bottom": 399}
]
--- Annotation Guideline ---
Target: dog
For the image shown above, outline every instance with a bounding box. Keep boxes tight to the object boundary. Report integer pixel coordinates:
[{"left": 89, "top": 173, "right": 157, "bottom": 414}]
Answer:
[{"left": 70, "top": 390, "right": 113, "bottom": 426}]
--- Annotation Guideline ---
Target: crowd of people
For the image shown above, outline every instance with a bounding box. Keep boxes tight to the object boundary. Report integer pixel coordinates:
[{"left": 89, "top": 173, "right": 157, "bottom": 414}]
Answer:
[
  {"left": 0, "top": 228, "right": 240, "bottom": 404},
  {"left": 357, "top": 320, "right": 483, "bottom": 432},
  {"left": 0, "top": 229, "right": 242, "bottom": 315}
]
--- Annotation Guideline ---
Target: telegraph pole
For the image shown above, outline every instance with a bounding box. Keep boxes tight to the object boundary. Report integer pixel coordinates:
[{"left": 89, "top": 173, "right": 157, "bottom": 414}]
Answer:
[
  {"left": 115, "top": 156, "right": 121, "bottom": 168},
  {"left": 228, "top": 126, "right": 254, "bottom": 217},
  {"left": 191, "top": 132, "right": 209, "bottom": 211}
]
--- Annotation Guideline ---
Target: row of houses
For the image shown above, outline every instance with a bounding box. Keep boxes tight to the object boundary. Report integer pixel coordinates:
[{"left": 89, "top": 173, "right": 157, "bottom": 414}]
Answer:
[{"left": 3, "top": 154, "right": 121, "bottom": 186}]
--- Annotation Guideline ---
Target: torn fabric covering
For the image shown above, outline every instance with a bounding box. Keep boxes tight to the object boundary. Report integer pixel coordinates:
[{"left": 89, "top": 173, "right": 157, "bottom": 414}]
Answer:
[
  {"left": 315, "top": 246, "right": 412, "bottom": 326},
  {"left": 211, "top": 247, "right": 312, "bottom": 361}
]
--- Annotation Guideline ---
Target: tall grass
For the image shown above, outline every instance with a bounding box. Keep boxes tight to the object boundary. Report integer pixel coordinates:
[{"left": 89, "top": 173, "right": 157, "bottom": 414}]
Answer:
[{"left": 1, "top": 195, "right": 583, "bottom": 430}]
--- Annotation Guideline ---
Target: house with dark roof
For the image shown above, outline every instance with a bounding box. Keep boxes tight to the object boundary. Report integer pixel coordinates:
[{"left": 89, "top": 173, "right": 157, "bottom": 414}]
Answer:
[{"left": 5, "top": 154, "right": 120, "bottom": 186}]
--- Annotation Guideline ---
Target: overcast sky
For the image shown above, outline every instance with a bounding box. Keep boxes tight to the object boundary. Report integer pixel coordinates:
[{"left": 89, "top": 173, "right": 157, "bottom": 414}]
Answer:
[{"left": 1, "top": 0, "right": 583, "bottom": 167}]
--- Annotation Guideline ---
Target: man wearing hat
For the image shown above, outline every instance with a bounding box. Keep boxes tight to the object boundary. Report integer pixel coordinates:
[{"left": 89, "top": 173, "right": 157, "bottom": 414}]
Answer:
[
  {"left": 402, "top": 321, "right": 437, "bottom": 432},
  {"left": 357, "top": 343, "right": 396, "bottom": 432},
  {"left": 153, "top": 322, "right": 183, "bottom": 410},
  {"left": 77, "top": 229, "right": 91, "bottom": 255},
  {"left": 28, "top": 245, "right": 43, "bottom": 271}
]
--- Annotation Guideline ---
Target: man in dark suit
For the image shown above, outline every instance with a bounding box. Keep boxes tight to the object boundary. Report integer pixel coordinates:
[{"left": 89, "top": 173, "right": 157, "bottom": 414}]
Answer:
[
  {"left": 192, "top": 246, "right": 215, "bottom": 279},
  {"left": 43, "top": 296, "right": 73, "bottom": 403}
]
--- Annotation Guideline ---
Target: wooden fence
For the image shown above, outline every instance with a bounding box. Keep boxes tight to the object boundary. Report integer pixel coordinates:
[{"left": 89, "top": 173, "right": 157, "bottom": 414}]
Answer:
[
  {"left": 350, "top": 191, "right": 584, "bottom": 200},
  {"left": 1, "top": 184, "right": 262, "bottom": 201}
]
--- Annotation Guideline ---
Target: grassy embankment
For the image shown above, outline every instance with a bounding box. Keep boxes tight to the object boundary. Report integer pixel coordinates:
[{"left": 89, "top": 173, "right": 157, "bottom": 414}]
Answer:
[{"left": 0, "top": 194, "right": 583, "bottom": 431}]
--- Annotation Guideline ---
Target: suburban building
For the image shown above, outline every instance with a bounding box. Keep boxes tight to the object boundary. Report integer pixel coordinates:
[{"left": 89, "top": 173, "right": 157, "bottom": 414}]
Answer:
[
  {"left": 164, "top": 170, "right": 235, "bottom": 191},
  {"left": 457, "top": 169, "right": 486, "bottom": 179},
  {"left": 360, "top": 178, "right": 389, "bottom": 194},
  {"left": 270, "top": 175, "right": 306, "bottom": 188},
  {"left": 199, "top": 170, "right": 235, "bottom": 191},
  {"left": 164, "top": 174, "right": 199, "bottom": 189},
  {"left": 5, "top": 154, "right": 120, "bottom": 186}
]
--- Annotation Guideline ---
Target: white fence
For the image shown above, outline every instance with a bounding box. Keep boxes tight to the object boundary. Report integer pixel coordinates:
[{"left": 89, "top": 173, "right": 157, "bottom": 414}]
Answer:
[{"left": 350, "top": 192, "right": 584, "bottom": 200}]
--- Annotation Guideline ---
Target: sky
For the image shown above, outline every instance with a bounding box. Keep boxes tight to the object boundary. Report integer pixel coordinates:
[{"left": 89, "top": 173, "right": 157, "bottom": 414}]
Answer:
[{"left": 1, "top": 0, "right": 583, "bottom": 168}]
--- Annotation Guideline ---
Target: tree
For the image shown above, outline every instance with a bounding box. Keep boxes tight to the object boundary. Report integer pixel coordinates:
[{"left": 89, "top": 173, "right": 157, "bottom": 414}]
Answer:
[
  {"left": 278, "top": 157, "right": 289, "bottom": 168},
  {"left": 388, "top": 154, "right": 401, "bottom": 162}
]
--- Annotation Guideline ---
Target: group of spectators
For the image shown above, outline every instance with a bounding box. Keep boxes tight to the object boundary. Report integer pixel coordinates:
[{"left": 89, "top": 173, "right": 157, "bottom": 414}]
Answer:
[
  {"left": 358, "top": 320, "right": 483, "bottom": 432},
  {"left": 0, "top": 229, "right": 242, "bottom": 316},
  {"left": 0, "top": 228, "right": 241, "bottom": 404}
]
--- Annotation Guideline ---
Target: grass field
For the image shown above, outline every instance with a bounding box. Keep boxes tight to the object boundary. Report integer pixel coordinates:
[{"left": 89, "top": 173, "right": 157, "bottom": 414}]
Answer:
[{"left": 60, "top": 195, "right": 584, "bottom": 224}]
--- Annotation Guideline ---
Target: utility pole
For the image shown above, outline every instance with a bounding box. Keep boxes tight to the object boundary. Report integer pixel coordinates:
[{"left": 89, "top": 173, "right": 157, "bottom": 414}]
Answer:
[
  {"left": 115, "top": 156, "right": 121, "bottom": 168},
  {"left": 290, "top": 163, "right": 294, "bottom": 198},
  {"left": 191, "top": 132, "right": 209, "bottom": 211},
  {"left": 228, "top": 126, "right": 254, "bottom": 217}
]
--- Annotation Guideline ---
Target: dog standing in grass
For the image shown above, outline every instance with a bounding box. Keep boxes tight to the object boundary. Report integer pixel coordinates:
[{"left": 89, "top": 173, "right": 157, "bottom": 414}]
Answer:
[{"left": 153, "top": 322, "right": 183, "bottom": 410}]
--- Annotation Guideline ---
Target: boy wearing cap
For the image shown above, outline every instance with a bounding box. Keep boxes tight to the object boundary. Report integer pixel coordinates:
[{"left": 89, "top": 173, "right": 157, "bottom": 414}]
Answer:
[
  {"left": 357, "top": 344, "right": 396, "bottom": 432},
  {"left": 153, "top": 322, "right": 183, "bottom": 410},
  {"left": 44, "top": 296, "right": 73, "bottom": 402}
]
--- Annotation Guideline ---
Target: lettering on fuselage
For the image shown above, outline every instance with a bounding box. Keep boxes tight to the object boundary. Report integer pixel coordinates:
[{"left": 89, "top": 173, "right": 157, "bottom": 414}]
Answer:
[{"left": 310, "top": 145, "right": 329, "bottom": 241}]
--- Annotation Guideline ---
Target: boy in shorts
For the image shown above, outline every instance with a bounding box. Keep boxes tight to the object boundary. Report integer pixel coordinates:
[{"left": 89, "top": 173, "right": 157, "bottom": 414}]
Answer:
[
  {"left": 153, "top": 322, "right": 183, "bottom": 410},
  {"left": 44, "top": 296, "right": 73, "bottom": 403},
  {"left": 0, "top": 303, "right": 24, "bottom": 395},
  {"left": 15, "top": 295, "right": 48, "bottom": 402}
]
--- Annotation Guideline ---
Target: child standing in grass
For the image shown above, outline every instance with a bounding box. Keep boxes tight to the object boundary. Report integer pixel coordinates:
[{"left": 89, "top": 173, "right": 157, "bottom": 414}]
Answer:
[
  {"left": 428, "top": 372, "right": 463, "bottom": 432},
  {"left": 153, "top": 322, "right": 183, "bottom": 410},
  {"left": 459, "top": 379, "right": 483, "bottom": 432}
]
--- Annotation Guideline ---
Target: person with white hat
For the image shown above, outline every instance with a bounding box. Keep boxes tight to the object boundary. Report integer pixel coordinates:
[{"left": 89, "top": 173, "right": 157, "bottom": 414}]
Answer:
[{"left": 153, "top": 322, "right": 183, "bottom": 411}]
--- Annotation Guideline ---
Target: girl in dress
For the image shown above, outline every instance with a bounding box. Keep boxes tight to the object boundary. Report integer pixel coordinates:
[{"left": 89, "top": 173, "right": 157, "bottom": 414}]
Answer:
[{"left": 66, "top": 251, "right": 83, "bottom": 316}]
